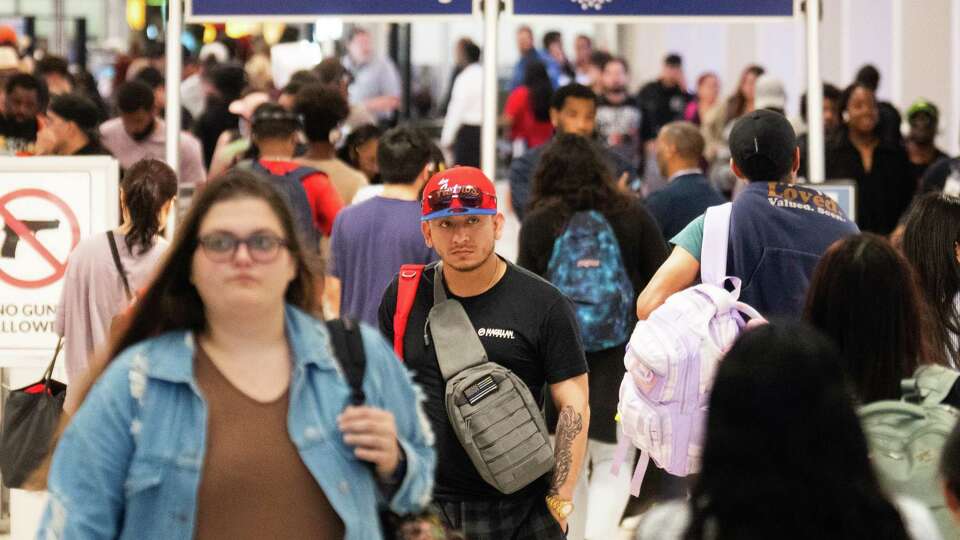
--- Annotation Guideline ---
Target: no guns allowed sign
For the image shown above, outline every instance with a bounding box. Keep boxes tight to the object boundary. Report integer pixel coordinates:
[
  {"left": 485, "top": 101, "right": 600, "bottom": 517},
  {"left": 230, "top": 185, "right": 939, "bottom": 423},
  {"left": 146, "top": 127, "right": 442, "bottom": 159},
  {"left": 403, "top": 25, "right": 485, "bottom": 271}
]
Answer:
[{"left": 0, "top": 157, "right": 119, "bottom": 367}]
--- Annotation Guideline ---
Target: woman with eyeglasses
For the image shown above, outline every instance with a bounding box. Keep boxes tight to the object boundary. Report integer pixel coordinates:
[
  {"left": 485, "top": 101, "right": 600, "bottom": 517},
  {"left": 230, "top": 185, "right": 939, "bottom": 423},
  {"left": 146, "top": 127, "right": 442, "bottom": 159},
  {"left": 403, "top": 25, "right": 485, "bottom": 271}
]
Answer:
[{"left": 38, "top": 170, "right": 435, "bottom": 540}]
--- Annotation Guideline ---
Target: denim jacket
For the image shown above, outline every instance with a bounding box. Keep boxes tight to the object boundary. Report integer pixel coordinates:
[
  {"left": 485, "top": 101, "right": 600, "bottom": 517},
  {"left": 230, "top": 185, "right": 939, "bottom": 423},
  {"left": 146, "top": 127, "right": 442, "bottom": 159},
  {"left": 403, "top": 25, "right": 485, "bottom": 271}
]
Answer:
[{"left": 37, "top": 305, "right": 436, "bottom": 539}]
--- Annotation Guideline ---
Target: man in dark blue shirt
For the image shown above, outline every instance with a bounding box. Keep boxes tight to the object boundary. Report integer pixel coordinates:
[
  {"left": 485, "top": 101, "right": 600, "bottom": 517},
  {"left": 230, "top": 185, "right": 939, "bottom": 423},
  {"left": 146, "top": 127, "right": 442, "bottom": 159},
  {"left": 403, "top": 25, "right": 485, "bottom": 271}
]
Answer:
[
  {"left": 509, "top": 83, "right": 637, "bottom": 221},
  {"left": 645, "top": 121, "right": 725, "bottom": 240}
]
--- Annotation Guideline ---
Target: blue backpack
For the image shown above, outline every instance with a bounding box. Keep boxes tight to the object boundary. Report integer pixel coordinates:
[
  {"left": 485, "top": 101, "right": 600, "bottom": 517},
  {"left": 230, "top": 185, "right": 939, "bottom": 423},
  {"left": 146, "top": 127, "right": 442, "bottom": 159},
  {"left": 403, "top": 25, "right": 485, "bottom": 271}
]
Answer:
[{"left": 546, "top": 210, "right": 634, "bottom": 352}]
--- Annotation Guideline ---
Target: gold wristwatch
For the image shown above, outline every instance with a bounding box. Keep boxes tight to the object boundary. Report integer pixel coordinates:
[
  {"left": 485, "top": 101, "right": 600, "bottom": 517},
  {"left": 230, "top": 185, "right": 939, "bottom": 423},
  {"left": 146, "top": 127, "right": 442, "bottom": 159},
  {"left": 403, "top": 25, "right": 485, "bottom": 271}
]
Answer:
[{"left": 545, "top": 494, "right": 574, "bottom": 519}]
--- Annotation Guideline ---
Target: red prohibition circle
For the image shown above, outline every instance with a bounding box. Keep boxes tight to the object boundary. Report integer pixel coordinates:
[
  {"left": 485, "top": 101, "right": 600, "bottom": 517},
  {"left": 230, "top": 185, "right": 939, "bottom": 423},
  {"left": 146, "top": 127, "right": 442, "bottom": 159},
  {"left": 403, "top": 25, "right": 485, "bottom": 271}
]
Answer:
[{"left": 0, "top": 188, "right": 81, "bottom": 289}]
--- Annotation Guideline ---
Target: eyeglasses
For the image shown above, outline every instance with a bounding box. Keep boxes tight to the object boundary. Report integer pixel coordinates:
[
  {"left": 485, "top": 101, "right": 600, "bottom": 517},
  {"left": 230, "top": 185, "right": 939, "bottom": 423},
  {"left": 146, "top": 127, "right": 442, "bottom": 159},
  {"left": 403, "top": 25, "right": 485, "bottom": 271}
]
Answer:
[
  {"left": 425, "top": 185, "right": 495, "bottom": 214},
  {"left": 197, "top": 232, "right": 288, "bottom": 263}
]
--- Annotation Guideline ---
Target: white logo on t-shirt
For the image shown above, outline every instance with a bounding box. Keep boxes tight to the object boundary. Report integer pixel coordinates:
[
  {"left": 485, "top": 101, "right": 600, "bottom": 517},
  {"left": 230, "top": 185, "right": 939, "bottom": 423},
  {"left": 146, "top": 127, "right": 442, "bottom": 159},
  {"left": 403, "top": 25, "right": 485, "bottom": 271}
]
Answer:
[{"left": 478, "top": 328, "right": 515, "bottom": 340}]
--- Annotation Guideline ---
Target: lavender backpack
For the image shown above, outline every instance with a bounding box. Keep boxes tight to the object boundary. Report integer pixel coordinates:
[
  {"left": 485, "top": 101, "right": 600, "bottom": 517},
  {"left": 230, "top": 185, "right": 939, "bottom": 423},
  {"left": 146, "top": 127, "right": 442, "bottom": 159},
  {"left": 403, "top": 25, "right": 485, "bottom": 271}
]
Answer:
[{"left": 613, "top": 203, "right": 764, "bottom": 495}]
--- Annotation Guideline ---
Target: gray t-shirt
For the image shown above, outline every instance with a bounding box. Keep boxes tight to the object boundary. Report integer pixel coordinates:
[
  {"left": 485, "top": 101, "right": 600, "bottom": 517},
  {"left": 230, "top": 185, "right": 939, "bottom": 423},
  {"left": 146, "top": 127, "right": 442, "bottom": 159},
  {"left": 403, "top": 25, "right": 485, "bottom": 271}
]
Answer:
[{"left": 55, "top": 231, "right": 168, "bottom": 382}]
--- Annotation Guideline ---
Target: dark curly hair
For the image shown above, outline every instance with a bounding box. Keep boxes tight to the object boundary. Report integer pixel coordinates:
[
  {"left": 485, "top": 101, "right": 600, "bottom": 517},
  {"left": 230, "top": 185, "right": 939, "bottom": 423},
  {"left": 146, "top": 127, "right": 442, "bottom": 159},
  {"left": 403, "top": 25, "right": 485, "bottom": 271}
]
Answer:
[
  {"left": 294, "top": 83, "right": 349, "bottom": 143},
  {"left": 527, "top": 133, "right": 631, "bottom": 226}
]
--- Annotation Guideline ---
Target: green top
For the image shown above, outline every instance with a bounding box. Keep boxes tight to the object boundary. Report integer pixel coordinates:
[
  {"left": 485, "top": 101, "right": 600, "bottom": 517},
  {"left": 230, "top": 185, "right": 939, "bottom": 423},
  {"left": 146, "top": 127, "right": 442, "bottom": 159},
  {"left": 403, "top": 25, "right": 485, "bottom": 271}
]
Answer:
[{"left": 670, "top": 214, "right": 705, "bottom": 262}]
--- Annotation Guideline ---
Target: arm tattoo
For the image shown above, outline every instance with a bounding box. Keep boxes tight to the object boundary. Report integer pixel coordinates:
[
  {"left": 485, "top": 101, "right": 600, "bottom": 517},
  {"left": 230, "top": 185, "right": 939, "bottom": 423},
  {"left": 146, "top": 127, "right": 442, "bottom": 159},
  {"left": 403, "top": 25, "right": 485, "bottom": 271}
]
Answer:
[{"left": 549, "top": 405, "right": 583, "bottom": 496}]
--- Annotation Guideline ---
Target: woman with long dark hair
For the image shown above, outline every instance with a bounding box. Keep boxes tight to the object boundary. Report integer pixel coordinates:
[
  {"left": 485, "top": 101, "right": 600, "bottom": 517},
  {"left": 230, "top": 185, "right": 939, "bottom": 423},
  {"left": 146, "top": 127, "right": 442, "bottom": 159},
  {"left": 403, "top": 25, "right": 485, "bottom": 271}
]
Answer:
[
  {"left": 804, "top": 233, "right": 947, "bottom": 404},
  {"left": 518, "top": 133, "right": 667, "bottom": 539},
  {"left": 637, "top": 322, "right": 939, "bottom": 539},
  {"left": 702, "top": 64, "right": 764, "bottom": 195},
  {"left": 503, "top": 61, "right": 555, "bottom": 152},
  {"left": 40, "top": 170, "right": 435, "bottom": 539},
  {"left": 902, "top": 193, "right": 960, "bottom": 367},
  {"left": 55, "top": 158, "right": 176, "bottom": 384},
  {"left": 338, "top": 123, "right": 382, "bottom": 184},
  {"left": 825, "top": 81, "right": 912, "bottom": 234}
]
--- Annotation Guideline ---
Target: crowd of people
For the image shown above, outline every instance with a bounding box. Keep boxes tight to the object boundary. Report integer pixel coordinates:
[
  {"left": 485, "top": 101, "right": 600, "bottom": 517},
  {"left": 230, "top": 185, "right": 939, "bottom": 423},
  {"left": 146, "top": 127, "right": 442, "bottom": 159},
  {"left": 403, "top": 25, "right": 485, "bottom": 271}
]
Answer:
[{"left": 0, "top": 21, "right": 959, "bottom": 540}]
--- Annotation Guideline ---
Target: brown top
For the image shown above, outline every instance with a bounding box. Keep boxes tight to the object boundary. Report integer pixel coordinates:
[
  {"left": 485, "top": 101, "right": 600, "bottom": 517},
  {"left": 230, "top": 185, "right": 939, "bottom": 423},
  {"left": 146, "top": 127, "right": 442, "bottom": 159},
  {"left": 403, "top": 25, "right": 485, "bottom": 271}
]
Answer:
[{"left": 193, "top": 345, "right": 345, "bottom": 540}]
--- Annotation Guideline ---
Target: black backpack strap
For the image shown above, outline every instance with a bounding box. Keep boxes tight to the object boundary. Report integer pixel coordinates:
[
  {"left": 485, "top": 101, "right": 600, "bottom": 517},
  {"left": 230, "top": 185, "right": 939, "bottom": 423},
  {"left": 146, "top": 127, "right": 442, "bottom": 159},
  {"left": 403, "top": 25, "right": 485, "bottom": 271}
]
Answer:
[
  {"left": 107, "top": 231, "right": 133, "bottom": 300},
  {"left": 326, "top": 318, "right": 367, "bottom": 405}
]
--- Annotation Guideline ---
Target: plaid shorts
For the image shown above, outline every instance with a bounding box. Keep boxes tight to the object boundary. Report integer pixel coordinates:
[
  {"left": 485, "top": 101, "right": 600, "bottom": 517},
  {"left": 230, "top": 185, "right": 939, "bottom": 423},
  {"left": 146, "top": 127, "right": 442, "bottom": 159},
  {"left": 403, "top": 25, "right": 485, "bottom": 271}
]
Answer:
[{"left": 432, "top": 496, "right": 566, "bottom": 540}]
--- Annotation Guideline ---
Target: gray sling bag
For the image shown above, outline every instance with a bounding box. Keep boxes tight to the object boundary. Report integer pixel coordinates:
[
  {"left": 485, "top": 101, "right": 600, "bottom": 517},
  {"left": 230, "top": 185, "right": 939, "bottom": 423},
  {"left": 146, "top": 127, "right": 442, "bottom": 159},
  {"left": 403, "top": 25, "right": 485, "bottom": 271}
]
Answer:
[{"left": 427, "top": 264, "right": 555, "bottom": 494}]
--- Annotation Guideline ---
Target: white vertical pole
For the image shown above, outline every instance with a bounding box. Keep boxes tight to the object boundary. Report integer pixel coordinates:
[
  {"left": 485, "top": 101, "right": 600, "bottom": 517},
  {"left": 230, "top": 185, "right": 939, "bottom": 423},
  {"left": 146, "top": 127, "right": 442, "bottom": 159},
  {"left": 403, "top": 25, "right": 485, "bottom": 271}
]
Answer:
[
  {"left": 164, "top": 0, "right": 183, "bottom": 236},
  {"left": 806, "top": 0, "right": 825, "bottom": 183},
  {"left": 481, "top": 0, "right": 499, "bottom": 178}
]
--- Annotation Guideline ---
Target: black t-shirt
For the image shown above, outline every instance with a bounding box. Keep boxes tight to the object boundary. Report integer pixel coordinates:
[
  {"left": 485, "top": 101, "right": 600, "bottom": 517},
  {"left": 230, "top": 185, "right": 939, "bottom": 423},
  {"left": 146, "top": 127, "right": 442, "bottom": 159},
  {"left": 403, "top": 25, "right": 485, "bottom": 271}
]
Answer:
[
  {"left": 637, "top": 79, "right": 691, "bottom": 142},
  {"left": 824, "top": 132, "right": 912, "bottom": 235},
  {"left": 378, "top": 259, "right": 587, "bottom": 501},
  {"left": 596, "top": 94, "right": 642, "bottom": 167},
  {"left": 517, "top": 201, "right": 668, "bottom": 441}
]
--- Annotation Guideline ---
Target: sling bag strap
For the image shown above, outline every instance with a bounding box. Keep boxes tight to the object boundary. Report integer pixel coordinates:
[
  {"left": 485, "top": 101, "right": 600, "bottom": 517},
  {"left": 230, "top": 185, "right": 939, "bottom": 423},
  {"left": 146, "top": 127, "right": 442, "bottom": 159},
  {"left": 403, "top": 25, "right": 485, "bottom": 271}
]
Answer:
[
  {"left": 427, "top": 263, "right": 489, "bottom": 381},
  {"left": 392, "top": 264, "right": 426, "bottom": 360},
  {"left": 106, "top": 231, "right": 133, "bottom": 301}
]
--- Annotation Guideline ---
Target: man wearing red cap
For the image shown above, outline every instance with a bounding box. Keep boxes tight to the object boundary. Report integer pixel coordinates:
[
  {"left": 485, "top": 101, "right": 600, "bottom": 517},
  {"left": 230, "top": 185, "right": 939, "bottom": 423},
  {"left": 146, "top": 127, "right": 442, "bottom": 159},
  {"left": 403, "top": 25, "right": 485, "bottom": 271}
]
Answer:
[{"left": 378, "top": 166, "right": 590, "bottom": 539}]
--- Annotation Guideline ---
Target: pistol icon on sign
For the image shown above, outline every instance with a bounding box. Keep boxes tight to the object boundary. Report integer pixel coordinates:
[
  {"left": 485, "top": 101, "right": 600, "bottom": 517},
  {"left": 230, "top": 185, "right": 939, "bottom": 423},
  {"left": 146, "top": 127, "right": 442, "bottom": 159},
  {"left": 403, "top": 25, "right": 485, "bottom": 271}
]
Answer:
[{"left": 2, "top": 220, "right": 60, "bottom": 258}]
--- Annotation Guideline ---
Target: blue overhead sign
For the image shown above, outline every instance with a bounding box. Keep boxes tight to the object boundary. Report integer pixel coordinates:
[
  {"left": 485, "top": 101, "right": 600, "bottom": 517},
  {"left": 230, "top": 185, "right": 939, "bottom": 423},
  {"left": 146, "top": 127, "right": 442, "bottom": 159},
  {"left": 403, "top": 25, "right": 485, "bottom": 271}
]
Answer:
[
  {"left": 512, "top": 0, "right": 793, "bottom": 17},
  {"left": 187, "top": 0, "right": 475, "bottom": 19}
]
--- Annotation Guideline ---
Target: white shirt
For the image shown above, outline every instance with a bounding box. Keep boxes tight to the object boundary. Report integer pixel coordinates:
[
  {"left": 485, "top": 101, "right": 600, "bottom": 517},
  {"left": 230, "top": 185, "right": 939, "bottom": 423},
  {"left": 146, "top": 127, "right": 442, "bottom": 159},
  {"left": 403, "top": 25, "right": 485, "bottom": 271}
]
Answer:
[{"left": 441, "top": 63, "right": 484, "bottom": 148}]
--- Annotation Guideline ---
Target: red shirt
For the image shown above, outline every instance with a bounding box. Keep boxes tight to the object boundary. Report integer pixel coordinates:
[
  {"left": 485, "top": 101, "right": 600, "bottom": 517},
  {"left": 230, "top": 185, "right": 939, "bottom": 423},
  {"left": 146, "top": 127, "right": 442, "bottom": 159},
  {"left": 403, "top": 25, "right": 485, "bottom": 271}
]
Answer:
[
  {"left": 504, "top": 86, "right": 554, "bottom": 149},
  {"left": 258, "top": 160, "right": 343, "bottom": 236}
]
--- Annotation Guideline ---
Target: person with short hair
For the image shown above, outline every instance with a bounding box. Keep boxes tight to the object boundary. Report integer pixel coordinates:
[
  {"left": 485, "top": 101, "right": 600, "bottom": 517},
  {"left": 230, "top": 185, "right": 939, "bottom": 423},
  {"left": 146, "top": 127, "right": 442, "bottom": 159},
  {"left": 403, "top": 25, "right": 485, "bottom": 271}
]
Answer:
[
  {"left": 636, "top": 322, "right": 939, "bottom": 540},
  {"left": 0, "top": 72, "right": 47, "bottom": 153},
  {"left": 638, "top": 53, "right": 692, "bottom": 145},
  {"left": 133, "top": 66, "right": 194, "bottom": 131},
  {"left": 905, "top": 99, "right": 948, "bottom": 189},
  {"left": 246, "top": 102, "right": 343, "bottom": 245},
  {"left": 825, "top": 81, "right": 912, "bottom": 234},
  {"left": 342, "top": 27, "right": 402, "bottom": 124},
  {"left": 295, "top": 83, "right": 368, "bottom": 205},
  {"left": 325, "top": 126, "right": 437, "bottom": 325},
  {"left": 645, "top": 121, "right": 724, "bottom": 239},
  {"left": 100, "top": 80, "right": 207, "bottom": 187},
  {"left": 542, "top": 31, "right": 573, "bottom": 87},
  {"left": 596, "top": 57, "right": 642, "bottom": 168},
  {"left": 35, "top": 93, "right": 110, "bottom": 156},
  {"left": 55, "top": 159, "right": 176, "bottom": 383},
  {"left": 636, "top": 110, "right": 859, "bottom": 319},
  {"left": 572, "top": 35, "right": 593, "bottom": 85},
  {"left": 40, "top": 169, "right": 436, "bottom": 539},
  {"left": 511, "top": 25, "right": 541, "bottom": 90},
  {"left": 378, "top": 166, "right": 590, "bottom": 539},
  {"left": 509, "top": 83, "right": 637, "bottom": 220},
  {"left": 35, "top": 54, "right": 73, "bottom": 96},
  {"left": 797, "top": 82, "right": 842, "bottom": 180},
  {"left": 193, "top": 62, "right": 245, "bottom": 167}
]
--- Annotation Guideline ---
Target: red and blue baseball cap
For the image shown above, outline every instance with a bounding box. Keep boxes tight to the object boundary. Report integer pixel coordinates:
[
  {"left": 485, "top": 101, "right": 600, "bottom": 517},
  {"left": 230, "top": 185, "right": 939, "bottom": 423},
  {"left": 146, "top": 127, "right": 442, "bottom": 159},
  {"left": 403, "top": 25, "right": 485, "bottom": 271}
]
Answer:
[{"left": 421, "top": 166, "right": 498, "bottom": 221}]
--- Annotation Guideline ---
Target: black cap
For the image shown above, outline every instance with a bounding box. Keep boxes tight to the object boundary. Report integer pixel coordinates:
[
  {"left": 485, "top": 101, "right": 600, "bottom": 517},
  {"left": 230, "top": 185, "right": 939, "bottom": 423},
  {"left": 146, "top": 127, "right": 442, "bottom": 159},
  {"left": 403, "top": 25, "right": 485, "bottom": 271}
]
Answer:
[
  {"left": 665, "top": 53, "right": 683, "bottom": 67},
  {"left": 729, "top": 109, "right": 797, "bottom": 182},
  {"left": 49, "top": 93, "right": 100, "bottom": 133}
]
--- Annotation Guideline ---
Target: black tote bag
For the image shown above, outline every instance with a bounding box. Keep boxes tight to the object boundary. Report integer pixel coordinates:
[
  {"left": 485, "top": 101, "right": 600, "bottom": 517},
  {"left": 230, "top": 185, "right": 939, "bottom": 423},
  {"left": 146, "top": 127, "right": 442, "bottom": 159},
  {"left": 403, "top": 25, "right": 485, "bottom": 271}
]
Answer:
[{"left": 0, "top": 338, "right": 67, "bottom": 488}]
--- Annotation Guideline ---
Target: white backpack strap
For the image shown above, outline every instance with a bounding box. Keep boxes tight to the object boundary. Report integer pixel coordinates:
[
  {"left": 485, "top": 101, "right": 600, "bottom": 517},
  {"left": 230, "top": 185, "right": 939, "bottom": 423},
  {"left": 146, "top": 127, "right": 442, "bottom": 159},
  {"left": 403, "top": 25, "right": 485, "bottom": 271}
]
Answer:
[{"left": 700, "top": 203, "right": 733, "bottom": 287}]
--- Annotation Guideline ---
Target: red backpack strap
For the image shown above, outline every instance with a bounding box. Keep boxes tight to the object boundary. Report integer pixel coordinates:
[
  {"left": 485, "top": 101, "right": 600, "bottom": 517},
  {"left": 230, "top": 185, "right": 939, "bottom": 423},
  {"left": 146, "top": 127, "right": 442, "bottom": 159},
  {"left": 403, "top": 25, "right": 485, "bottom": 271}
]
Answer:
[{"left": 393, "top": 264, "right": 425, "bottom": 361}]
